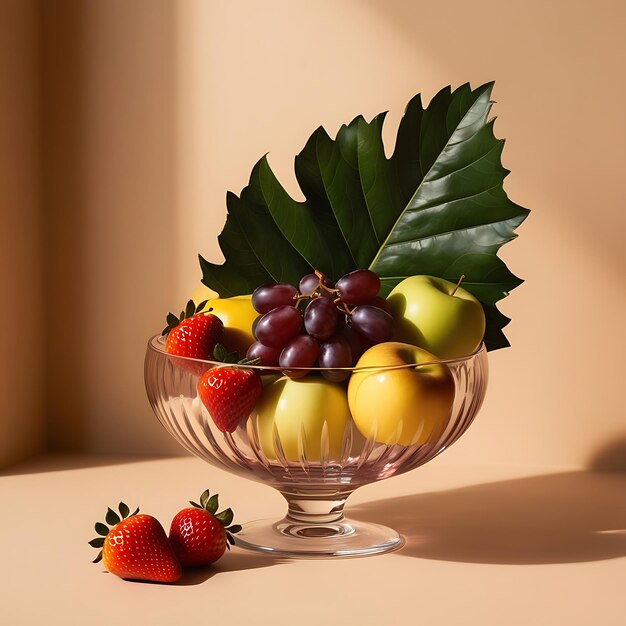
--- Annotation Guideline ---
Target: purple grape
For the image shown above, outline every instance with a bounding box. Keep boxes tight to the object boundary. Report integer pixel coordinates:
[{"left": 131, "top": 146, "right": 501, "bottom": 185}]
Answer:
[
  {"left": 255, "top": 306, "right": 303, "bottom": 347},
  {"left": 336, "top": 312, "right": 347, "bottom": 330},
  {"left": 252, "top": 315, "right": 261, "bottom": 337},
  {"left": 303, "top": 297, "right": 339, "bottom": 340},
  {"left": 366, "top": 296, "right": 391, "bottom": 314},
  {"left": 349, "top": 305, "right": 394, "bottom": 343},
  {"left": 299, "top": 273, "right": 335, "bottom": 297},
  {"left": 319, "top": 335, "right": 352, "bottom": 382},
  {"left": 246, "top": 341, "right": 282, "bottom": 367},
  {"left": 252, "top": 283, "right": 298, "bottom": 314},
  {"left": 336, "top": 269, "right": 381, "bottom": 305},
  {"left": 339, "top": 325, "right": 362, "bottom": 365},
  {"left": 298, "top": 273, "right": 320, "bottom": 296},
  {"left": 279, "top": 335, "right": 319, "bottom": 379}
]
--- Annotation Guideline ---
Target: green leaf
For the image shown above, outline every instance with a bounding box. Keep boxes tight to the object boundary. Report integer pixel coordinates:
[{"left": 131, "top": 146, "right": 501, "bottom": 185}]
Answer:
[
  {"left": 95, "top": 522, "right": 109, "bottom": 537},
  {"left": 92, "top": 549, "right": 103, "bottom": 563},
  {"left": 105, "top": 508, "right": 120, "bottom": 526},
  {"left": 185, "top": 299, "right": 195, "bottom": 319},
  {"left": 166, "top": 312, "right": 179, "bottom": 330},
  {"left": 118, "top": 502, "right": 130, "bottom": 519},
  {"left": 195, "top": 299, "right": 209, "bottom": 313},
  {"left": 199, "top": 489, "right": 211, "bottom": 509},
  {"left": 238, "top": 357, "right": 261, "bottom": 366},
  {"left": 88, "top": 537, "right": 105, "bottom": 548},
  {"left": 226, "top": 532, "right": 236, "bottom": 547},
  {"left": 206, "top": 494, "right": 219, "bottom": 515},
  {"left": 213, "top": 344, "right": 229, "bottom": 363},
  {"left": 200, "top": 82, "right": 529, "bottom": 350},
  {"left": 189, "top": 501, "right": 201, "bottom": 508},
  {"left": 214, "top": 349, "right": 239, "bottom": 364},
  {"left": 215, "top": 508, "right": 234, "bottom": 527},
  {"left": 227, "top": 524, "right": 242, "bottom": 534},
  {"left": 130, "top": 507, "right": 140, "bottom": 517}
]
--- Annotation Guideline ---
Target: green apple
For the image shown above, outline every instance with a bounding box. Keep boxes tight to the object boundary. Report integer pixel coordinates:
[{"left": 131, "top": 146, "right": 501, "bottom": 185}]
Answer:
[
  {"left": 191, "top": 285, "right": 257, "bottom": 356},
  {"left": 348, "top": 342, "right": 454, "bottom": 446},
  {"left": 254, "top": 376, "right": 352, "bottom": 462},
  {"left": 387, "top": 276, "right": 485, "bottom": 359}
]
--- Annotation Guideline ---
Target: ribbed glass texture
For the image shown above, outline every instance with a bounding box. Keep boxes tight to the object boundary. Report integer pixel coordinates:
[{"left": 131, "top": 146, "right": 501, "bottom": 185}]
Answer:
[{"left": 144, "top": 335, "right": 488, "bottom": 556}]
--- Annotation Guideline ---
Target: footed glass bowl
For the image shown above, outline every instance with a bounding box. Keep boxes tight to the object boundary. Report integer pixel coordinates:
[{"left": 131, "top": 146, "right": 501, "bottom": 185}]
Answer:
[{"left": 144, "top": 336, "right": 488, "bottom": 557}]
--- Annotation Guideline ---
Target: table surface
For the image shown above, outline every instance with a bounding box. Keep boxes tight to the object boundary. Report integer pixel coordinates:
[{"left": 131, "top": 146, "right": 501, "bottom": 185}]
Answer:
[{"left": 1, "top": 454, "right": 625, "bottom": 625}]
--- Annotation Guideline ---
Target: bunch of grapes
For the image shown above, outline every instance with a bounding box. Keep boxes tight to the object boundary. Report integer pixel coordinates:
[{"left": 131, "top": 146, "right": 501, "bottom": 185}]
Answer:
[{"left": 246, "top": 269, "right": 394, "bottom": 381}]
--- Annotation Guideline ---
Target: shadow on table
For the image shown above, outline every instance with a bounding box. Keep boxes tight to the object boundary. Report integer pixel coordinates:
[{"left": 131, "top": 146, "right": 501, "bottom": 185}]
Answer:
[
  {"left": 177, "top": 550, "right": 288, "bottom": 586},
  {"left": 351, "top": 471, "right": 626, "bottom": 565},
  {"left": 588, "top": 435, "right": 626, "bottom": 472},
  {"left": 0, "top": 453, "right": 182, "bottom": 477}
]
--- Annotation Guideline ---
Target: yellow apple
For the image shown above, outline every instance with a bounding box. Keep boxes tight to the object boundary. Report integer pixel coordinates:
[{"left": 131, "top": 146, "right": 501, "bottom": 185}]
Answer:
[
  {"left": 190, "top": 285, "right": 257, "bottom": 356},
  {"left": 253, "top": 377, "right": 352, "bottom": 462},
  {"left": 348, "top": 342, "right": 455, "bottom": 446}
]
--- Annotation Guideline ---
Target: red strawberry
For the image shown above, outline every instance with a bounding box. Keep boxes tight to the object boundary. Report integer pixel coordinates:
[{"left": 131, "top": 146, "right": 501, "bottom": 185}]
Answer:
[
  {"left": 163, "top": 299, "right": 223, "bottom": 375},
  {"left": 89, "top": 502, "right": 181, "bottom": 583},
  {"left": 169, "top": 489, "right": 241, "bottom": 567},
  {"left": 197, "top": 366, "right": 262, "bottom": 432}
]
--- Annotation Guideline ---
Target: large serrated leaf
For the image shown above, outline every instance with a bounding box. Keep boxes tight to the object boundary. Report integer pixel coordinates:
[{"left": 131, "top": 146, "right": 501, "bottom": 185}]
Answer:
[{"left": 200, "top": 82, "right": 529, "bottom": 350}]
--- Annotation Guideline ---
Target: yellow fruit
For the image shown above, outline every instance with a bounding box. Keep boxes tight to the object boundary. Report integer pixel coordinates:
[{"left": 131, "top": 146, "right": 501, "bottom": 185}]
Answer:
[
  {"left": 190, "top": 284, "right": 218, "bottom": 305},
  {"left": 191, "top": 286, "right": 257, "bottom": 356},
  {"left": 253, "top": 377, "right": 352, "bottom": 462},
  {"left": 348, "top": 342, "right": 455, "bottom": 446}
]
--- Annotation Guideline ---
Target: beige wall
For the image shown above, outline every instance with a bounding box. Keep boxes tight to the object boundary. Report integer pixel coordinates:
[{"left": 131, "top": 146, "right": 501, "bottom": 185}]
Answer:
[
  {"left": 41, "top": 0, "right": 182, "bottom": 455},
  {"left": 0, "top": 0, "right": 44, "bottom": 466},
  {"left": 2, "top": 0, "right": 625, "bottom": 467},
  {"left": 176, "top": 0, "right": 626, "bottom": 468}
]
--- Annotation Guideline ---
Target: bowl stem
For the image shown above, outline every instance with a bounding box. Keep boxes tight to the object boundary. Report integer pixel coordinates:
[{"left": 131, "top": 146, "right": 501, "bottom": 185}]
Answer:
[{"left": 282, "top": 491, "right": 353, "bottom": 526}]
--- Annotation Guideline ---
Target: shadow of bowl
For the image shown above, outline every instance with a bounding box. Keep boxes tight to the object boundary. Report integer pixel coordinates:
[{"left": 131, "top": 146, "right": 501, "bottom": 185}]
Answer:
[
  {"left": 351, "top": 471, "right": 626, "bottom": 565},
  {"left": 176, "top": 549, "right": 288, "bottom": 586}
]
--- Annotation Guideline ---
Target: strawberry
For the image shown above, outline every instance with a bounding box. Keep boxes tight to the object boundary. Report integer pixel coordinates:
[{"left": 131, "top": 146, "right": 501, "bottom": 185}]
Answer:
[
  {"left": 89, "top": 502, "right": 181, "bottom": 583},
  {"left": 197, "top": 362, "right": 262, "bottom": 432},
  {"left": 163, "top": 299, "right": 224, "bottom": 375},
  {"left": 169, "top": 489, "right": 241, "bottom": 567}
]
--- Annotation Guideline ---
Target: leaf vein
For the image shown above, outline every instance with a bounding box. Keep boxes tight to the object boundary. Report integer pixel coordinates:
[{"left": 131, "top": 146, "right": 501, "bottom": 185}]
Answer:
[
  {"left": 383, "top": 215, "right": 523, "bottom": 250},
  {"left": 425, "top": 140, "right": 502, "bottom": 184}
]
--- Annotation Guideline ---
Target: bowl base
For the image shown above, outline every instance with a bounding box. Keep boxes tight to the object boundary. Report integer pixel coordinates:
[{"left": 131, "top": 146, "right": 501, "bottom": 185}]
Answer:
[{"left": 236, "top": 517, "right": 404, "bottom": 558}]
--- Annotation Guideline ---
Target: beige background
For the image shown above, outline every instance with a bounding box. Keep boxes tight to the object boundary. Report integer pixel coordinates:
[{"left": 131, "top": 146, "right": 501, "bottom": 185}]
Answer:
[{"left": 1, "top": 0, "right": 625, "bottom": 468}]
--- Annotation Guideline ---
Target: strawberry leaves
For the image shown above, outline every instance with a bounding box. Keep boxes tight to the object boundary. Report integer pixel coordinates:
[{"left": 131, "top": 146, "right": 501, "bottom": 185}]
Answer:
[
  {"left": 213, "top": 343, "right": 261, "bottom": 367},
  {"left": 162, "top": 299, "right": 210, "bottom": 336},
  {"left": 89, "top": 502, "right": 139, "bottom": 563},
  {"left": 105, "top": 508, "right": 120, "bottom": 525},
  {"left": 200, "top": 82, "right": 529, "bottom": 350},
  {"left": 212, "top": 344, "right": 239, "bottom": 365},
  {"left": 190, "top": 488, "right": 241, "bottom": 548}
]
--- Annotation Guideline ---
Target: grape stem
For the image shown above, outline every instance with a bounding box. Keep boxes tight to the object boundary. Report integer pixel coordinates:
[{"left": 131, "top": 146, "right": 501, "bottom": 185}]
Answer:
[
  {"left": 450, "top": 274, "right": 466, "bottom": 297},
  {"left": 314, "top": 270, "right": 338, "bottom": 295},
  {"left": 333, "top": 298, "right": 354, "bottom": 316}
]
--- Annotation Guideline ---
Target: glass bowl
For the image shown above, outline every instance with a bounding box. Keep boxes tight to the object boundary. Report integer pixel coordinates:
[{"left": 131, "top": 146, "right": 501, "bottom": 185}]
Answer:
[{"left": 144, "top": 335, "right": 488, "bottom": 557}]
